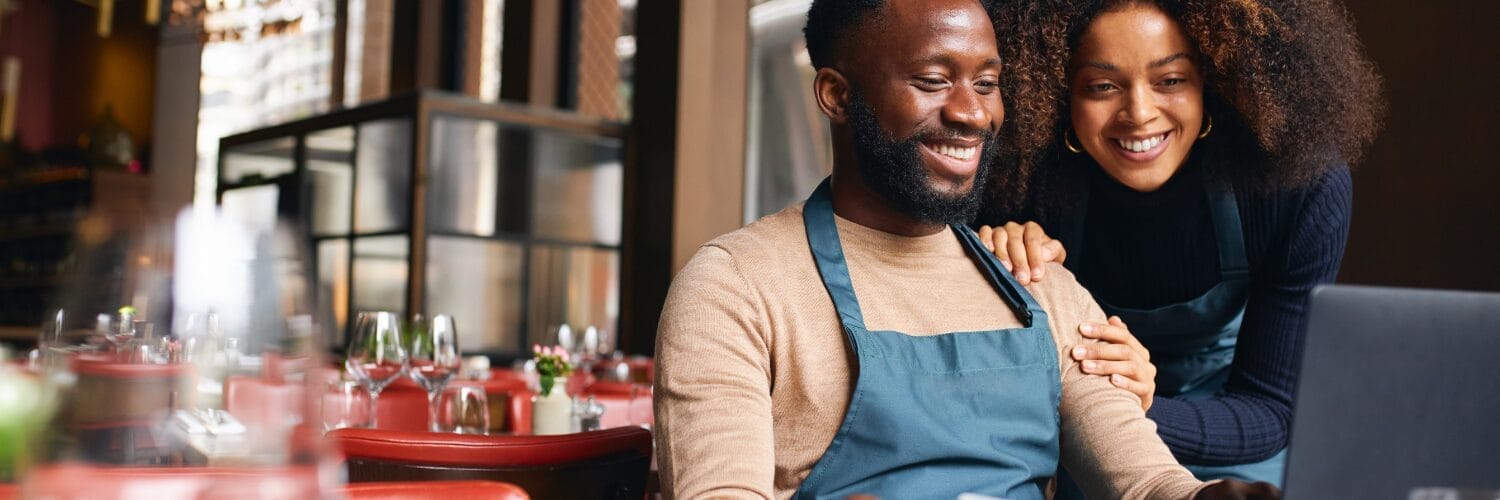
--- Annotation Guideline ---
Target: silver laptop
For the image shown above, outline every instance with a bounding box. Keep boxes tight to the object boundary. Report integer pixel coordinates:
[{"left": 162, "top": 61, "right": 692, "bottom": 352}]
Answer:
[{"left": 1284, "top": 285, "right": 1500, "bottom": 499}]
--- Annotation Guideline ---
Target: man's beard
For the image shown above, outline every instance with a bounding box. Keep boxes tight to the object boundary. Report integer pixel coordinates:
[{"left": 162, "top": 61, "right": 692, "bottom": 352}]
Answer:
[{"left": 845, "top": 90, "right": 1000, "bottom": 226}]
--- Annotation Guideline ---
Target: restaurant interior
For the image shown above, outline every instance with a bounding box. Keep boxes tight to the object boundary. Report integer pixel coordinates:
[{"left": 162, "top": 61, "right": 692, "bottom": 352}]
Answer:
[{"left": 0, "top": 0, "right": 1493, "bottom": 498}]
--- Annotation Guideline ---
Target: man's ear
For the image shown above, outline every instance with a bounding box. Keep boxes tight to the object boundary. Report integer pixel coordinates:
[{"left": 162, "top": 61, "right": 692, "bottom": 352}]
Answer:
[{"left": 814, "top": 67, "right": 852, "bottom": 125}]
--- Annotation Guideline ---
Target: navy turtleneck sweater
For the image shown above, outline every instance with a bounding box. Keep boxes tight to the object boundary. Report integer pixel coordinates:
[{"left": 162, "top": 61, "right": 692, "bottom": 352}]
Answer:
[{"left": 1044, "top": 160, "right": 1353, "bottom": 465}]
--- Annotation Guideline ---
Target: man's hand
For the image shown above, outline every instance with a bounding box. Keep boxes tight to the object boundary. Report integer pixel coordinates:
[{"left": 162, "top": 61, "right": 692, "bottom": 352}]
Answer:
[
  {"left": 1194, "top": 480, "right": 1281, "bottom": 500},
  {"left": 976, "top": 221, "right": 1065, "bottom": 285}
]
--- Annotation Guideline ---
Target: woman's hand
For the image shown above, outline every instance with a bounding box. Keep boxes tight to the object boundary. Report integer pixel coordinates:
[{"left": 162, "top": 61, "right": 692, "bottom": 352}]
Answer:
[
  {"left": 1071, "top": 316, "right": 1157, "bottom": 411},
  {"left": 976, "top": 221, "right": 1066, "bottom": 285}
]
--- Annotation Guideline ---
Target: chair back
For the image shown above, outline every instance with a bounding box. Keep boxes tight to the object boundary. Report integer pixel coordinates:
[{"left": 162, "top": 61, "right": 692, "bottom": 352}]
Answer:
[
  {"left": 328, "top": 426, "right": 652, "bottom": 499},
  {"left": 16, "top": 465, "right": 527, "bottom": 500},
  {"left": 342, "top": 480, "right": 528, "bottom": 500},
  {"left": 21, "top": 464, "right": 322, "bottom": 499},
  {"left": 223, "top": 375, "right": 303, "bottom": 430}
]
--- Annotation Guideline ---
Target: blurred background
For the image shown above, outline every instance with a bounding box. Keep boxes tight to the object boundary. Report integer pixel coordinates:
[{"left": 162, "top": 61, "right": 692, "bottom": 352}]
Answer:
[{"left": 0, "top": 0, "right": 1493, "bottom": 360}]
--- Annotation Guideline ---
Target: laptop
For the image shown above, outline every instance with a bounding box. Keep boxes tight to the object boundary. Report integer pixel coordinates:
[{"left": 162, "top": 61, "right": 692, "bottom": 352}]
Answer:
[{"left": 1283, "top": 285, "right": 1500, "bottom": 499}]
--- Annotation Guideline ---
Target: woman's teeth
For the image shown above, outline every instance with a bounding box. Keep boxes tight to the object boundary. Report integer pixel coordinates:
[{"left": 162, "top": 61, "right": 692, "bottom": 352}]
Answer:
[
  {"left": 934, "top": 144, "right": 977, "bottom": 160},
  {"left": 1115, "top": 133, "right": 1167, "bottom": 153}
]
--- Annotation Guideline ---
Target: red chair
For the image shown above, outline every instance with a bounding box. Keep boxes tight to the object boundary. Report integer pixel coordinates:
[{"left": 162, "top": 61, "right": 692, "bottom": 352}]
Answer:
[
  {"left": 67, "top": 355, "right": 195, "bottom": 464},
  {"left": 223, "top": 374, "right": 304, "bottom": 431},
  {"left": 342, "top": 480, "right": 528, "bottom": 500},
  {"left": 242, "top": 371, "right": 523, "bottom": 434},
  {"left": 328, "top": 426, "right": 653, "bottom": 499},
  {"left": 15, "top": 464, "right": 527, "bottom": 499},
  {"left": 20, "top": 464, "right": 323, "bottom": 499},
  {"left": 341, "top": 376, "right": 534, "bottom": 434},
  {"left": 367, "top": 380, "right": 431, "bottom": 431}
]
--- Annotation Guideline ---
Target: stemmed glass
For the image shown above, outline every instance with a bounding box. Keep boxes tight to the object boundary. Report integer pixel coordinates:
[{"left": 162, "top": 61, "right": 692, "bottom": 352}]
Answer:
[
  {"left": 346, "top": 311, "right": 408, "bottom": 428},
  {"left": 408, "top": 314, "right": 462, "bottom": 431}
]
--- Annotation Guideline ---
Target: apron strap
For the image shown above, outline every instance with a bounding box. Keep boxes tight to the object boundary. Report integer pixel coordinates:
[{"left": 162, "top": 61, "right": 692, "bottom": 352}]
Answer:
[
  {"left": 1064, "top": 177, "right": 1250, "bottom": 282},
  {"left": 955, "top": 225, "right": 1038, "bottom": 327},
  {"left": 805, "top": 178, "right": 869, "bottom": 332},
  {"left": 804, "top": 177, "right": 1042, "bottom": 332},
  {"left": 1205, "top": 182, "right": 1250, "bottom": 281}
]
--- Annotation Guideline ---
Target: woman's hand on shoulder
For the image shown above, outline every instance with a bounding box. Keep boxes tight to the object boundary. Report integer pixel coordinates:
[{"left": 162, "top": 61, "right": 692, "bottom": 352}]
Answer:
[
  {"left": 1071, "top": 316, "right": 1157, "bottom": 411},
  {"left": 975, "top": 221, "right": 1066, "bottom": 285}
]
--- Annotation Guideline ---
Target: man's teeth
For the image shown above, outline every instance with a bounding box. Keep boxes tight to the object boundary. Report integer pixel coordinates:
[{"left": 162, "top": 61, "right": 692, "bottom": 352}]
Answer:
[
  {"left": 1115, "top": 133, "right": 1167, "bottom": 153},
  {"left": 933, "top": 144, "right": 977, "bottom": 160}
]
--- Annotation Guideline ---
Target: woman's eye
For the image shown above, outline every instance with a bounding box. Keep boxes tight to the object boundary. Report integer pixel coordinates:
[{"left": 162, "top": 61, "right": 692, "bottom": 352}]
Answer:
[
  {"left": 975, "top": 80, "right": 1000, "bottom": 93},
  {"left": 1086, "top": 82, "right": 1117, "bottom": 93},
  {"left": 1160, "top": 78, "right": 1186, "bottom": 87}
]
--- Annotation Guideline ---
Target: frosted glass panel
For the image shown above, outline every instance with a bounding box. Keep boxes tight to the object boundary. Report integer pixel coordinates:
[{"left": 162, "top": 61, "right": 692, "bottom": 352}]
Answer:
[
  {"left": 428, "top": 117, "right": 499, "bottom": 236},
  {"left": 351, "top": 236, "right": 408, "bottom": 319},
  {"left": 526, "top": 244, "right": 619, "bottom": 349},
  {"left": 307, "top": 127, "right": 355, "bottom": 235},
  {"left": 354, "top": 119, "right": 411, "bottom": 233},
  {"left": 529, "top": 131, "right": 623, "bottom": 245},
  {"left": 220, "top": 184, "right": 279, "bottom": 234},
  {"left": 317, "top": 238, "right": 350, "bottom": 346},
  {"left": 222, "top": 137, "right": 296, "bottom": 184},
  {"left": 425, "top": 237, "right": 524, "bottom": 353}
]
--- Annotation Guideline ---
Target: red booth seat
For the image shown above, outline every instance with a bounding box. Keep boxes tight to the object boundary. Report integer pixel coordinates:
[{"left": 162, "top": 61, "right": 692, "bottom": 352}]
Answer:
[
  {"left": 9, "top": 464, "right": 526, "bottom": 500},
  {"left": 19, "top": 464, "right": 323, "bottom": 499},
  {"left": 342, "top": 480, "right": 527, "bottom": 499},
  {"left": 328, "top": 426, "right": 652, "bottom": 499}
]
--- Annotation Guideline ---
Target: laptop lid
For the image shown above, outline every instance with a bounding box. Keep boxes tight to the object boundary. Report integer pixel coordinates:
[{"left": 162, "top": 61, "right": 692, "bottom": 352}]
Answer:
[{"left": 1284, "top": 285, "right": 1500, "bottom": 499}]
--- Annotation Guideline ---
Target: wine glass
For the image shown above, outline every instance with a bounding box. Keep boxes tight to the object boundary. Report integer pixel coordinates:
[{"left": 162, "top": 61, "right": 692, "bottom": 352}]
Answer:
[
  {"left": 323, "top": 379, "right": 373, "bottom": 431},
  {"left": 345, "top": 311, "right": 408, "bottom": 428},
  {"left": 408, "top": 314, "right": 461, "bottom": 431},
  {"left": 437, "top": 384, "right": 490, "bottom": 435},
  {"left": 103, "top": 310, "right": 136, "bottom": 352}
]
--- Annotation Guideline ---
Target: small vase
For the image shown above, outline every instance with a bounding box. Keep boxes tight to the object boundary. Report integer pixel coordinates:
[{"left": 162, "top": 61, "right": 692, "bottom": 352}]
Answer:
[{"left": 532, "top": 376, "right": 572, "bottom": 435}]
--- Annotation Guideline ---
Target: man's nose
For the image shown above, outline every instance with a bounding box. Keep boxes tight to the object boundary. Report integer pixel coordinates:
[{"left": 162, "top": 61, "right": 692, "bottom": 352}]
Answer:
[{"left": 941, "top": 84, "right": 994, "bottom": 132}]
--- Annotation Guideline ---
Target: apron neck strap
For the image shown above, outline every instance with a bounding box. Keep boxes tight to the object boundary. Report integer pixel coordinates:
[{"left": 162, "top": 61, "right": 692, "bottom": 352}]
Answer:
[
  {"left": 803, "top": 178, "right": 1039, "bottom": 331},
  {"left": 1205, "top": 181, "right": 1250, "bottom": 281},
  {"left": 954, "top": 225, "right": 1039, "bottom": 327},
  {"left": 805, "top": 178, "right": 869, "bottom": 331},
  {"left": 1063, "top": 177, "right": 1250, "bottom": 282}
]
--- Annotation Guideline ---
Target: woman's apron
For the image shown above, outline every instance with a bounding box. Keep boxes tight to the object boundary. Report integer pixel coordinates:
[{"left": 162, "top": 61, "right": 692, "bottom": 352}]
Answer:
[{"left": 1056, "top": 180, "right": 1287, "bottom": 494}]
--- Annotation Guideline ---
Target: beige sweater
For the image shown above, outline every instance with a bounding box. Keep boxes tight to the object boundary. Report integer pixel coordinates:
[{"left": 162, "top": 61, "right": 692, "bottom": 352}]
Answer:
[{"left": 654, "top": 204, "right": 1208, "bottom": 500}]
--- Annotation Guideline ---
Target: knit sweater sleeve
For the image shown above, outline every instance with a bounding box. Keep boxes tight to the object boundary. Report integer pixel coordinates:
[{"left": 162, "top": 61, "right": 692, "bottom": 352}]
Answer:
[
  {"left": 1146, "top": 165, "right": 1354, "bottom": 464},
  {"left": 654, "top": 244, "right": 777, "bottom": 499}
]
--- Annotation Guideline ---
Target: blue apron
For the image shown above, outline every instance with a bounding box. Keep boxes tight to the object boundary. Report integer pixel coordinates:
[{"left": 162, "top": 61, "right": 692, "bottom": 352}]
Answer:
[
  {"left": 793, "top": 179, "right": 1062, "bottom": 500},
  {"left": 1056, "top": 180, "right": 1286, "bottom": 493}
]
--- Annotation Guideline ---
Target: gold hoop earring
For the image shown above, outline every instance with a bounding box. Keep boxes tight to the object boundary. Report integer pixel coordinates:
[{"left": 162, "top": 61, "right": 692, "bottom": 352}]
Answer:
[
  {"left": 1064, "top": 130, "right": 1084, "bottom": 154},
  {"left": 1198, "top": 114, "right": 1213, "bottom": 139}
]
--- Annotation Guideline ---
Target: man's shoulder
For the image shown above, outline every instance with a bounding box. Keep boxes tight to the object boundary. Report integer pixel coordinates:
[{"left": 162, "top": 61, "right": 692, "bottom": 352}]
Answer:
[
  {"left": 663, "top": 204, "right": 817, "bottom": 325},
  {"left": 691, "top": 203, "right": 811, "bottom": 269},
  {"left": 1022, "top": 262, "right": 1094, "bottom": 315}
]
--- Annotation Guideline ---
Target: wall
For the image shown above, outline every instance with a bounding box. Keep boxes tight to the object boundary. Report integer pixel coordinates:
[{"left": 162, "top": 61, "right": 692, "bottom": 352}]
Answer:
[
  {"left": 1338, "top": 1, "right": 1500, "bottom": 292},
  {"left": 0, "top": 0, "right": 157, "bottom": 156},
  {"left": 0, "top": 0, "right": 57, "bottom": 150}
]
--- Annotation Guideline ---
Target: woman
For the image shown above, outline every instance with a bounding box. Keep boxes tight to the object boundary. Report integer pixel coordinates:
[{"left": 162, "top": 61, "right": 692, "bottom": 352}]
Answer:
[{"left": 978, "top": 0, "right": 1385, "bottom": 488}]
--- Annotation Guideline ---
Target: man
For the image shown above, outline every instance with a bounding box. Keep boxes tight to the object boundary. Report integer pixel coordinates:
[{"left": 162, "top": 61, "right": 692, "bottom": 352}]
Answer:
[{"left": 653, "top": 0, "right": 1280, "bottom": 498}]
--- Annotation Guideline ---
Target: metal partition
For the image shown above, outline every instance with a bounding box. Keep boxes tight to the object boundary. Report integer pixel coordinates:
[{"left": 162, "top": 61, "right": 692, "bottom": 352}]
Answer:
[{"left": 218, "top": 91, "right": 626, "bottom": 358}]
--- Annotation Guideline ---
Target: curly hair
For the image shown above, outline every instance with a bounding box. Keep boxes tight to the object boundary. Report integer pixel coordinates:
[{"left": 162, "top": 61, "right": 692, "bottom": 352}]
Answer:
[{"left": 983, "top": 0, "right": 1386, "bottom": 219}]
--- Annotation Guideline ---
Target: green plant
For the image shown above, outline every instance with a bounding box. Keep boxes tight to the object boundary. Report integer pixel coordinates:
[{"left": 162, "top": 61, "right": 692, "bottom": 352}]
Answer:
[{"left": 532, "top": 345, "right": 573, "bottom": 397}]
